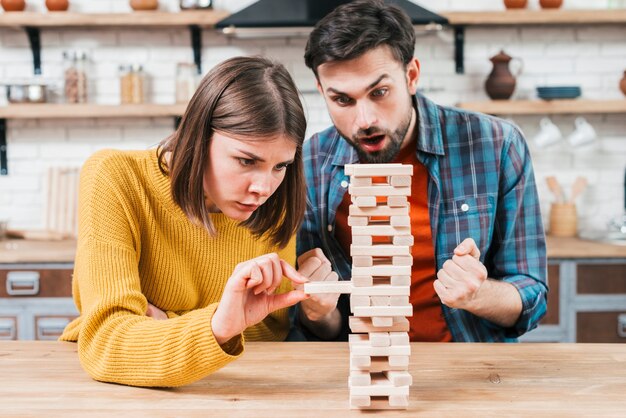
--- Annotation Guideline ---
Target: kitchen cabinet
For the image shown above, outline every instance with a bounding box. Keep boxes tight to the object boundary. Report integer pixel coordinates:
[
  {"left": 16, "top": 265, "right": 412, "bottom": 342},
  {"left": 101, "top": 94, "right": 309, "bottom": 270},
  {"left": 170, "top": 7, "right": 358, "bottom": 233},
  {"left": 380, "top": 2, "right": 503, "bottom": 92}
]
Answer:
[
  {"left": 521, "top": 236, "right": 626, "bottom": 343},
  {"left": 0, "top": 239, "right": 77, "bottom": 340}
]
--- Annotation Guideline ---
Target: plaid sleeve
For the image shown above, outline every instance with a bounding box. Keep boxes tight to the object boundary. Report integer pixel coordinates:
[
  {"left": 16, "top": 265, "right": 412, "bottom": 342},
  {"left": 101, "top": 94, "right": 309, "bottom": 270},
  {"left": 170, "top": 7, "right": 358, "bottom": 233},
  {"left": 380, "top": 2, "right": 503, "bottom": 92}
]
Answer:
[
  {"left": 487, "top": 125, "right": 548, "bottom": 338},
  {"left": 296, "top": 138, "right": 323, "bottom": 260}
]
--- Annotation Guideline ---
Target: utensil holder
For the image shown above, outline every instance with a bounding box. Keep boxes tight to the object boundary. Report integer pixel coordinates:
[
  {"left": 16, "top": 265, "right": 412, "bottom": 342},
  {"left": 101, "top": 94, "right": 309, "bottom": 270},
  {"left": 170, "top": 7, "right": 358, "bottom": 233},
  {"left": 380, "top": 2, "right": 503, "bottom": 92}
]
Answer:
[{"left": 549, "top": 203, "right": 578, "bottom": 237}]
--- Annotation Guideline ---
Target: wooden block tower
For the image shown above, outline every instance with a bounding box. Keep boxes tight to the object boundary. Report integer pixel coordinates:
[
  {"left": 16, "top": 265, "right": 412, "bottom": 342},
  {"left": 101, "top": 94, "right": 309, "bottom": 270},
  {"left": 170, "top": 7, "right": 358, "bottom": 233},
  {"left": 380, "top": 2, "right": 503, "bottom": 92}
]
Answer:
[{"left": 304, "top": 163, "right": 414, "bottom": 410}]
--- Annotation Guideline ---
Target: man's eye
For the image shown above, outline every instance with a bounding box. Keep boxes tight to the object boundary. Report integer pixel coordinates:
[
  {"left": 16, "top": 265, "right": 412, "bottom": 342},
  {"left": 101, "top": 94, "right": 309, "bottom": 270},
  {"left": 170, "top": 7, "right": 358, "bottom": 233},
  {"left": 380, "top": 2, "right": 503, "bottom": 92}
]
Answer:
[
  {"left": 238, "top": 158, "right": 255, "bottom": 166},
  {"left": 372, "top": 88, "right": 387, "bottom": 97},
  {"left": 333, "top": 96, "right": 352, "bottom": 105}
]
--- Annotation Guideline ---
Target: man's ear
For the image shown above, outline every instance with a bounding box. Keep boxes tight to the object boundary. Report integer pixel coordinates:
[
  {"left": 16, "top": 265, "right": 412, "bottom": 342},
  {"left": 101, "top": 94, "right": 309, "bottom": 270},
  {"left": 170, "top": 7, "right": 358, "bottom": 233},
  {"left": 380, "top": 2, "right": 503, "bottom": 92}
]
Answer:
[{"left": 406, "top": 57, "right": 420, "bottom": 95}]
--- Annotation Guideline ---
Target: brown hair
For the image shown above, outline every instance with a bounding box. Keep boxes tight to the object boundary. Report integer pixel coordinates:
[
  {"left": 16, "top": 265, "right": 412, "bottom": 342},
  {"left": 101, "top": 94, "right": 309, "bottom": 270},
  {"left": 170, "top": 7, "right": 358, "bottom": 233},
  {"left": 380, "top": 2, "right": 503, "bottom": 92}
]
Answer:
[
  {"left": 304, "top": 0, "right": 415, "bottom": 77},
  {"left": 158, "top": 56, "right": 306, "bottom": 248}
]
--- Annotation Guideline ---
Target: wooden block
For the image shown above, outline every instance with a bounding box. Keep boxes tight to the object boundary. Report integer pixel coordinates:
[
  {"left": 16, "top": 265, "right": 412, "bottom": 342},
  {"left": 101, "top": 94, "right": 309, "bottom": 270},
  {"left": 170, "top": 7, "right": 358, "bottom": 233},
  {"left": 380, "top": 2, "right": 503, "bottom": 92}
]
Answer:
[
  {"left": 349, "top": 316, "right": 410, "bottom": 333},
  {"left": 349, "top": 395, "right": 371, "bottom": 408},
  {"left": 350, "top": 177, "right": 372, "bottom": 187},
  {"left": 389, "top": 356, "right": 409, "bottom": 367},
  {"left": 370, "top": 296, "right": 390, "bottom": 306},
  {"left": 352, "top": 255, "right": 373, "bottom": 267},
  {"left": 392, "top": 235, "right": 414, "bottom": 246},
  {"left": 350, "top": 295, "right": 370, "bottom": 313},
  {"left": 351, "top": 285, "right": 410, "bottom": 296},
  {"left": 353, "top": 306, "right": 413, "bottom": 317},
  {"left": 303, "top": 281, "right": 353, "bottom": 294},
  {"left": 352, "top": 235, "right": 373, "bottom": 246},
  {"left": 352, "top": 275, "right": 374, "bottom": 287},
  {"left": 344, "top": 163, "right": 412, "bottom": 177},
  {"left": 347, "top": 216, "right": 369, "bottom": 226},
  {"left": 350, "top": 356, "right": 408, "bottom": 372},
  {"left": 369, "top": 332, "right": 390, "bottom": 347},
  {"left": 391, "top": 276, "right": 411, "bottom": 286},
  {"left": 350, "top": 342, "right": 411, "bottom": 356},
  {"left": 384, "top": 371, "right": 413, "bottom": 386},
  {"left": 389, "top": 175, "right": 412, "bottom": 187},
  {"left": 349, "top": 185, "right": 411, "bottom": 197},
  {"left": 351, "top": 225, "right": 410, "bottom": 236},
  {"left": 350, "top": 375, "right": 409, "bottom": 396},
  {"left": 351, "top": 396, "right": 408, "bottom": 410},
  {"left": 352, "top": 265, "right": 411, "bottom": 277},
  {"left": 390, "top": 215, "right": 410, "bottom": 227},
  {"left": 351, "top": 196, "right": 377, "bottom": 207},
  {"left": 351, "top": 245, "right": 410, "bottom": 256},
  {"left": 389, "top": 296, "right": 410, "bottom": 306},
  {"left": 372, "top": 316, "right": 393, "bottom": 327},
  {"left": 392, "top": 255, "right": 413, "bottom": 266},
  {"left": 349, "top": 204, "right": 409, "bottom": 217},
  {"left": 350, "top": 354, "right": 371, "bottom": 367},
  {"left": 387, "top": 196, "right": 408, "bottom": 207},
  {"left": 349, "top": 371, "right": 372, "bottom": 386},
  {"left": 388, "top": 395, "right": 409, "bottom": 407},
  {"left": 389, "top": 331, "right": 410, "bottom": 346}
]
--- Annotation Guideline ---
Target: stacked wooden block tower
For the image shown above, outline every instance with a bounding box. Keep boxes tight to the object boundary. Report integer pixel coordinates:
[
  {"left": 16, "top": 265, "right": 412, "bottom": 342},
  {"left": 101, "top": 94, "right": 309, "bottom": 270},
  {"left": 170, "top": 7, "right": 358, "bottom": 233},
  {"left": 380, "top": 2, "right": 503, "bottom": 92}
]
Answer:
[{"left": 304, "top": 163, "right": 414, "bottom": 410}]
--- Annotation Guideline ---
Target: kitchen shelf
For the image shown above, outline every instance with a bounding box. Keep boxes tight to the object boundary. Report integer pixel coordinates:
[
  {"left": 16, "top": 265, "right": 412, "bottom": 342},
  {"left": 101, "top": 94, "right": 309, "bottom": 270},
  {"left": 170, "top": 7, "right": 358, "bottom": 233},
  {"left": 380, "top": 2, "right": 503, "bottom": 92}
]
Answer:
[
  {"left": 443, "top": 9, "right": 626, "bottom": 26},
  {"left": 0, "top": 10, "right": 229, "bottom": 27},
  {"left": 442, "top": 9, "right": 626, "bottom": 74},
  {"left": 0, "top": 103, "right": 187, "bottom": 119},
  {"left": 456, "top": 99, "right": 626, "bottom": 115}
]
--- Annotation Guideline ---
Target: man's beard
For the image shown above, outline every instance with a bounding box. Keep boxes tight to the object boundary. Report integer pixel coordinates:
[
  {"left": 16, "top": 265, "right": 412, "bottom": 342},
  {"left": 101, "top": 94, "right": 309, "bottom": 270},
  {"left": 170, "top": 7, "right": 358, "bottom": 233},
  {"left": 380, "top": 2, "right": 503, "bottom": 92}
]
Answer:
[{"left": 338, "top": 108, "right": 414, "bottom": 164}]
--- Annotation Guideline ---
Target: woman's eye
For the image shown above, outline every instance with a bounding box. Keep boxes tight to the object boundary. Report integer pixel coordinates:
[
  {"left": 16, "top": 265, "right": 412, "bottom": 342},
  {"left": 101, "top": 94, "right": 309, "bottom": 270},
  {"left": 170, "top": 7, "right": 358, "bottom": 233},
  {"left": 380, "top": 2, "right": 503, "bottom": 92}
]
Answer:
[
  {"left": 274, "top": 163, "right": 290, "bottom": 171},
  {"left": 238, "top": 158, "right": 255, "bottom": 167}
]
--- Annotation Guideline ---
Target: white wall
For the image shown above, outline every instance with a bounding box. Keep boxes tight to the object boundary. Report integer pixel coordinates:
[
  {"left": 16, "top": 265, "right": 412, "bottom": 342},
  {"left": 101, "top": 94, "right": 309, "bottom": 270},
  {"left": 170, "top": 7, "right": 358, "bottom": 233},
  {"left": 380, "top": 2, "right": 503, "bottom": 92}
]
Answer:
[{"left": 1, "top": 0, "right": 625, "bottom": 233}]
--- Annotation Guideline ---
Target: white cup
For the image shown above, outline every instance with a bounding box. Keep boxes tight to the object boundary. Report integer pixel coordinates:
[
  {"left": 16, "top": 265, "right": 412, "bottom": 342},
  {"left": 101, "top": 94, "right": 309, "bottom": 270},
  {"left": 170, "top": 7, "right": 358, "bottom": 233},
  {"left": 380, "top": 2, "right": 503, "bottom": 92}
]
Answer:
[
  {"left": 533, "top": 117, "right": 562, "bottom": 148},
  {"left": 567, "top": 117, "right": 597, "bottom": 148}
]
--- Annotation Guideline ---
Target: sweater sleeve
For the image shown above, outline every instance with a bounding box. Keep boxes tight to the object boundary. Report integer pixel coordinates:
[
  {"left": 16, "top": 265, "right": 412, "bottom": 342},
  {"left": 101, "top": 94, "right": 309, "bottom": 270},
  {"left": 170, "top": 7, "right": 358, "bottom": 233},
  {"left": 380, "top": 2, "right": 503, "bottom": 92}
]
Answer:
[{"left": 70, "top": 151, "right": 242, "bottom": 387}]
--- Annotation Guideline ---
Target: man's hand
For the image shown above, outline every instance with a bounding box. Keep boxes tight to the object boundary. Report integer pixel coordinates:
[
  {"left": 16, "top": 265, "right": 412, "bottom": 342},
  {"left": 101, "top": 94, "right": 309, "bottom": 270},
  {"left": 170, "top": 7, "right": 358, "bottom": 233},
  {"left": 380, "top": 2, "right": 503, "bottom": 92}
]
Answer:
[
  {"left": 296, "top": 248, "right": 340, "bottom": 322},
  {"left": 433, "top": 238, "right": 488, "bottom": 311},
  {"left": 146, "top": 303, "right": 168, "bottom": 320}
]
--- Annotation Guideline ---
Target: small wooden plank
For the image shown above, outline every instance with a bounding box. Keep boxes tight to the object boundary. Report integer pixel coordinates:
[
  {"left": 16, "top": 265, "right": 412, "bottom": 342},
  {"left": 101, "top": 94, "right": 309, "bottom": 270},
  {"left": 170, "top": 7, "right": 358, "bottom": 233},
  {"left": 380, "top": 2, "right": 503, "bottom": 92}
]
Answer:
[
  {"left": 352, "top": 265, "right": 411, "bottom": 277},
  {"left": 350, "top": 177, "right": 372, "bottom": 186},
  {"left": 392, "top": 256, "right": 413, "bottom": 266},
  {"left": 353, "top": 306, "right": 413, "bottom": 317},
  {"left": 349, "top": 185, "right": 411, "bottom": 197},
  {"left": 349, "top": 204, "right": 409, "bottom": 217},
  {"left": 387, "top": 196, "right": 408, "bottom": 207},
  {"left": 349, "top": 371, "right": 372, "bottom": 386},
  {"left": 350, "top": 375, "right": 409, "bottom": 396},
  {"left": 390, "top": 175, "right": 411, "bottom": 187},
  {"left": 389, "top": 296, "right": 410, "bottom": 306},
  {"left": 349, "top": 316, "right": 410, "bottom": 333},
  {"left": 351, "top": 245, "right": 410, "bottom": 256},
  {"left": 350, "top": 295, "right": 371, "bottom": 312},
  {"left": 372, "top": 316, "right": 393, "bottom": 327},
  {"left": 351, "top": 196, "right": 377, "bottom": 207},
  {"left": 352, "top": 255, "right": 373, "bottom": 267},
  {"left": 389, "top": 356, "right": 410, "bottom": 367},
  {"left": 303, "top": 281, "right": 353, "bottom": 294},
  {"left": 352, "top": 235, "right": 373, "bottom": 246},
  {"left": 345, "top": 163, "right": 412, "bottom": 177},
  {"left": 350, "top": 356, "right": 408, "bottom": 372},
  {"left": 369, "top": 332, "right": 391, "bottom": 347},
  {"left": 351, "top": 285, "right": 410, "bottom": 296},
  {"left": 391, "top": 276, "right": 411, "bottom": 286},
  {"left": 352, "top": 275, "right": 374, "bottom": 287},
  {"left": 392, "top": 235, "right": 414, "bottom": 246},
  {"left": 347, "top": 216, "right": 369, "bottom": 227},
  {"left": 371, "top": 296, "right": 390, "bottom": 306},
  {"left": 351, "top": 225, "right": 411, "bottom": 236},
  {"left": 390, "top": 216, "right": 410, "bottom": 227}
]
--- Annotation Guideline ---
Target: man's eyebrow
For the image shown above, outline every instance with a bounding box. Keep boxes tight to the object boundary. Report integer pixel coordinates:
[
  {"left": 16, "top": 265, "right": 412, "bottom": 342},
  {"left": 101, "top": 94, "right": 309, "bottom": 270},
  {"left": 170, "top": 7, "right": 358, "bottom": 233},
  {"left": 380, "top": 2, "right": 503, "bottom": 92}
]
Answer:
[{"left": 326, "top": 74, "right": 390, "bottom": 95}]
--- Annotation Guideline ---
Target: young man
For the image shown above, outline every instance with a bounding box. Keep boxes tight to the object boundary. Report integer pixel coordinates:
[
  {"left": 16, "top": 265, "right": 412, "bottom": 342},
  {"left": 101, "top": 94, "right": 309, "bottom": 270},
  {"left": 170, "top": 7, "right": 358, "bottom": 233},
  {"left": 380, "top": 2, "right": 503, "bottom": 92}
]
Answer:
[{"left": 293, "top": 0, "right": 547, "bottom": 342}]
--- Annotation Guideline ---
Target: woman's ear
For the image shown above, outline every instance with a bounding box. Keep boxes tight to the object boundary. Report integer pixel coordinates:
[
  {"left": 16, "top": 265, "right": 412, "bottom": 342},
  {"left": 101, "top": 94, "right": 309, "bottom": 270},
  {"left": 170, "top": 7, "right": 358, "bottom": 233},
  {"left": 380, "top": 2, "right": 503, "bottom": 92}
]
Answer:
[{"left": 406, "top": 58, "right": 420, "bottom": 95}]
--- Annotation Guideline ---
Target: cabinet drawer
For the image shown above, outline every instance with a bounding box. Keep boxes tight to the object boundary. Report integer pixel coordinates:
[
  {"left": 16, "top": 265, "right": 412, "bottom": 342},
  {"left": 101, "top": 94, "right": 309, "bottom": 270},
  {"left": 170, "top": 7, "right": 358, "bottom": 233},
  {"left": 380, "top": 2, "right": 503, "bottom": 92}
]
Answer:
[
  {"left": 541, "top": 265, "right": 560, "bottom": 325},
  {"left": 577, "top": 311, "right": 626, "bottom": 343},
  {"left": 34, "top": 315, "right": 76, "bottom": 340},
  {"left": 577, "top": 265, "right": 626, "bottom": 294},
  {"left": 0, "top": 316, "right": 18, "bottom": 340},
  {"left": 0, "top": 269, "right": 73, "bottom": 298}
]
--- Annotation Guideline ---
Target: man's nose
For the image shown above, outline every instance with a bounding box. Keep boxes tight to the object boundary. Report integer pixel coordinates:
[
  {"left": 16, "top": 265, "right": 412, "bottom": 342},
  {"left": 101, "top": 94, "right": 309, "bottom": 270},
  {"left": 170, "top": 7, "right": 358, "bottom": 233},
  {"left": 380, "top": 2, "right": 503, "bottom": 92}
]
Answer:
[{"left": 355, "top": 101, "right": 377, "bottom": 130}]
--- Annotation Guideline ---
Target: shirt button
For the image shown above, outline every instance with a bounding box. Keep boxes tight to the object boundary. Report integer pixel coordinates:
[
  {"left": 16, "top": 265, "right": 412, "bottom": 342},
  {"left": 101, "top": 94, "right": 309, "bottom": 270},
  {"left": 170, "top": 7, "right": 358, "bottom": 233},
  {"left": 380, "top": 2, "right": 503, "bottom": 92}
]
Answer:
[
  {"left": 327, "top": 225, "right": 333, "bottom": 232},
  {"left": 461, "top": 203, "right": 469, "bottom": 212},
  {"left": 340, "top": 180, "right": 348, "bottom": 188}
]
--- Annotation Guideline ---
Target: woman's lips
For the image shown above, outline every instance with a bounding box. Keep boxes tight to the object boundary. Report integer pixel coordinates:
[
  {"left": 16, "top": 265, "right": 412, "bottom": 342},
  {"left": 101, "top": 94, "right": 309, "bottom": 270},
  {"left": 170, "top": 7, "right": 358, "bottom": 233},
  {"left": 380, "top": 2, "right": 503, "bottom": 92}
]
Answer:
[{"left": 236, "top": 202, "right": 260, "bottom": 211}]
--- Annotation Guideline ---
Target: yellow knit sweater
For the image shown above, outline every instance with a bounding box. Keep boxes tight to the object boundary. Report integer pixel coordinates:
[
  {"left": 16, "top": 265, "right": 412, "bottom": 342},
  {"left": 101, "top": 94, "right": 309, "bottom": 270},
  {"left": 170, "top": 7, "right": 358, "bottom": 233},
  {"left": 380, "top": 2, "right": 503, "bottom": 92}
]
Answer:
[{"left": 60, "top": 149, "right": 296, "bottom": 387}]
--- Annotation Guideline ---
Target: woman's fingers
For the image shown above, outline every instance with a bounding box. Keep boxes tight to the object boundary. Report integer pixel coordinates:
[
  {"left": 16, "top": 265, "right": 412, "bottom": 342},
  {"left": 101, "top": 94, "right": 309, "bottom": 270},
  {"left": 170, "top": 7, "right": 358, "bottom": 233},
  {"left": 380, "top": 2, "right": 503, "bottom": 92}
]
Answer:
[
  {"left": 281, "top": 259, "right": 309, "bottom": 285},
  {"left": 268, "top": 289, "right": 309, "bottom": 312}
]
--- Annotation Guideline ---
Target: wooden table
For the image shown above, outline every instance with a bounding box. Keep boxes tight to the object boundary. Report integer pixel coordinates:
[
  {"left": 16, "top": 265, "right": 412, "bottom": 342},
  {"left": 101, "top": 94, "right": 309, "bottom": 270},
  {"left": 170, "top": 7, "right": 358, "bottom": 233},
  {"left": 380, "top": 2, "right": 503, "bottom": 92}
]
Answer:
[{"left": 2, "top": 342, "right": 625, "bottom": 417}]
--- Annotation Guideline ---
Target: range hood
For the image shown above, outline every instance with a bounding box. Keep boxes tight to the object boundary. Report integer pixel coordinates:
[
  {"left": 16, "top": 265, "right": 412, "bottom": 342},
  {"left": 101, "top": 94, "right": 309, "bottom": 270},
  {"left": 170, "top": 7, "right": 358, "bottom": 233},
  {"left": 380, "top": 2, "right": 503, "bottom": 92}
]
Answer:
[{"left": 216, "top": 0, "right": 448, "bottom": 37}]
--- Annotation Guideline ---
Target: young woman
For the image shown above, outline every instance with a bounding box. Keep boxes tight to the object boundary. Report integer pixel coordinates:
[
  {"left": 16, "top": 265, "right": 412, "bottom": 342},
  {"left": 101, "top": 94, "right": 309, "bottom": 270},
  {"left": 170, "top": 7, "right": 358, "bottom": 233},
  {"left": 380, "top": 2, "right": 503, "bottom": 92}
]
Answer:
[{"left": 60, "top": 56, "right": 313, "bottom": 387}]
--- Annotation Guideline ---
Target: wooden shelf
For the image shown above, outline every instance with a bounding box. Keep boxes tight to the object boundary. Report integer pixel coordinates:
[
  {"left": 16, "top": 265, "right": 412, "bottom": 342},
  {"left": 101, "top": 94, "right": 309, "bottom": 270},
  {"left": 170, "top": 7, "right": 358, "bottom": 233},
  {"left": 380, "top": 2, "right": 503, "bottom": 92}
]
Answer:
[
  {"left": 443, "top": 9, "right": 626, "bottom": 26},
  {"left": 456, "top": 99, "right": 626, "bottom": 115},
  {"left": 0, "top": 10, "right": 229, "bottom": 28},
  {"left": 0, "top": 103, "right": 187, "bottom": 119}
]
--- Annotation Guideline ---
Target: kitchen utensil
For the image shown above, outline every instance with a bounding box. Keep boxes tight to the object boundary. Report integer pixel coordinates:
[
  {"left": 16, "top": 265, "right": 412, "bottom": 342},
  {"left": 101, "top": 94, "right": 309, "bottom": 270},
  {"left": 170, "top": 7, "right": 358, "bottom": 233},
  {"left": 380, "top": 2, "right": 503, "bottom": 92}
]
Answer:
[
  {"left": 567, "top": 117, "right": 597, "bottom": 148},
  {"left": 537, "top": 86, "right": 581, "bottom": 100},
  {"left": 485, "top": 50, "right": 523, "bottom": 100},
  {"left": 504, "top": 0, "right": 527, "bottom": 8},
  {"left": 46, "top": 0, "right": 69, "bottom": 11},
  {"left": 540, "top": 0, "right": 563, "bottom": 8},
  {"left": 569, "top": 177, "right": 588, "bottom": 203},
  {"left": 549, "top": 203, "right": 577, "bottom": 237},
  {"left": 1, "top": 0, "right": 26, "bottom": 11},
  {"left": 533, "top": 117, "right": 562, "bottom": 148},
  {"left": 130, "top": 0, "right": 158, "bottom": 11},
  {"left": 180, "top": 0, "right": 212, "bottom": 9},
  {"left": 4, "top": 81, "right": 48, "bottom": 104},
  {"left": 546, "top": 176, "right": 565, "bottom": 203}
]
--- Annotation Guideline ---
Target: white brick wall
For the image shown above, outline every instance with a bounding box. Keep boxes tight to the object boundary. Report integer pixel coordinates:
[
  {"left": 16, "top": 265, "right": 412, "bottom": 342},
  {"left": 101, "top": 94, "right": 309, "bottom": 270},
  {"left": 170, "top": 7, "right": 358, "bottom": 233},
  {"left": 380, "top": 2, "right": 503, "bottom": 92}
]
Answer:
[{"left": 1, "top": 0, "right": 625, "bottom": 234}]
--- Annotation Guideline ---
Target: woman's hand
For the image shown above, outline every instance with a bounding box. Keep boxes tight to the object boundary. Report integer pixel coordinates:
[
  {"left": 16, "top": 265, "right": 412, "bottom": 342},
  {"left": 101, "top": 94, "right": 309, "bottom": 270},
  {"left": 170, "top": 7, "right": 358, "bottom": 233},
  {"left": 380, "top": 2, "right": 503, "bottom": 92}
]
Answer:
[{"left": 211, "top": 253, "right": 309, "bottom": 345}]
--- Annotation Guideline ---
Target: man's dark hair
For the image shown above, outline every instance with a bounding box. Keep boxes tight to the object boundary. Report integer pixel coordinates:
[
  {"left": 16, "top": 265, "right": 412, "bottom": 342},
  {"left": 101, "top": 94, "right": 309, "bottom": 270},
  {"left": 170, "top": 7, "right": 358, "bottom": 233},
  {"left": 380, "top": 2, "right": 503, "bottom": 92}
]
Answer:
[{"left": 304, "top": 0, "right": 416, "bottom": 77}]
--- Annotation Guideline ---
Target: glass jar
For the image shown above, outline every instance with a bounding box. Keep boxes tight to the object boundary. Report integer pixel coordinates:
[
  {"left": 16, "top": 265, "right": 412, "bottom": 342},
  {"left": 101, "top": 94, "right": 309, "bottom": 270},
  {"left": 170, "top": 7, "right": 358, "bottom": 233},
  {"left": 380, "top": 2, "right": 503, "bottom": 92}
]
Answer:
[
  {"left": 119, "top": 64, "right": 145, "bottom": 104},
  {"left": 175, "top": 63, "right": 198, "bottom": 103},
  {"left": 63, "top": 50, "right": 89, "bottom": 104},
  {"left": 180, "top": 0, "right": 212, "bottom": 10}
]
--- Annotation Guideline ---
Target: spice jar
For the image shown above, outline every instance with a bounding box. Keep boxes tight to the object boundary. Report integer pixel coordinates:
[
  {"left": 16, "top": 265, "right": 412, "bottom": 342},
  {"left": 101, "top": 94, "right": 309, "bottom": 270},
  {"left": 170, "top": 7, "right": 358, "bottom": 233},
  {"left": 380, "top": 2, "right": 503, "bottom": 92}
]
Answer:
[
  {"left": 120, "top": 64, "right": 145, "bottom": 104},
  {"left": 63, "top": 50, "right": 89, "bottom": 103},
  {"left": 175, "top": 63, "right": 199, "bottom": 103}
]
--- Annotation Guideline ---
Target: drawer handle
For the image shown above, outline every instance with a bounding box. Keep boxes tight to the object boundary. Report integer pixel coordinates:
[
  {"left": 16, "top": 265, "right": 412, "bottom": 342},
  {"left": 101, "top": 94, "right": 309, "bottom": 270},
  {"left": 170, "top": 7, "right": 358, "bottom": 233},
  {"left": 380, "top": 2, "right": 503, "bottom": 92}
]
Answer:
[
  {"left": 6, "top": 271, "right": 40, "bottom": 296},
  {"left": 0, "top": 318, "right": 17, "bottom": 340},
  {"left": 37, "top": 317, "right": 71, "bottom": 340},
  {"left": 618, "top": 314, "right": 626, "bottom": 338}
]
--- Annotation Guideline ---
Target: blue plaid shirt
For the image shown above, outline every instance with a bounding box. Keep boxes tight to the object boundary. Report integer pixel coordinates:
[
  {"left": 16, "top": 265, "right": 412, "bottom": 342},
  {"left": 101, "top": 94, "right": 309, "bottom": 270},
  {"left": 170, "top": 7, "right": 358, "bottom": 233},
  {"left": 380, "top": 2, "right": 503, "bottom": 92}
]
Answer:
[{"left": 295, "top": 93, "right": 547, "bottom": 342}]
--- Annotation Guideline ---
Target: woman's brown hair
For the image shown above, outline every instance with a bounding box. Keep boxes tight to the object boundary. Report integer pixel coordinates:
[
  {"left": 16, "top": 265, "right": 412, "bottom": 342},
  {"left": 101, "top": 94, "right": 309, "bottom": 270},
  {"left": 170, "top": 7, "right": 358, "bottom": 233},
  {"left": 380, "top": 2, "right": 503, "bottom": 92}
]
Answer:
[{"left": 158, "top": 56, "right": 306, "bottom": 248}]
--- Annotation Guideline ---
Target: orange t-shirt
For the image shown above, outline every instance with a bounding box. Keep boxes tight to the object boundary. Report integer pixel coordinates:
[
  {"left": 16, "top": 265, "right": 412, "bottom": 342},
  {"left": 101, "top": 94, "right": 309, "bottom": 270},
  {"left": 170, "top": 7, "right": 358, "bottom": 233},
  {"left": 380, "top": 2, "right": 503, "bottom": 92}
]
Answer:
[{"left": 335, "top": 146, "right": 452, "bottom": 342}]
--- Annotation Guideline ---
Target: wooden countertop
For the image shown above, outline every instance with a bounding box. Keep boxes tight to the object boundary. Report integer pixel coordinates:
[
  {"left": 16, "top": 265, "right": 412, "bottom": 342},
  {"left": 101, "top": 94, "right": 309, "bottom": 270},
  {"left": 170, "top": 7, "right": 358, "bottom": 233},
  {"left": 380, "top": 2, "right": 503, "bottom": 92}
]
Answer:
[
  {"left": 0, "top": 236, "right": 625, "bottom": 264},
  {"left": 2, "top": 341, "right": 625, "bottom": 416}
]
